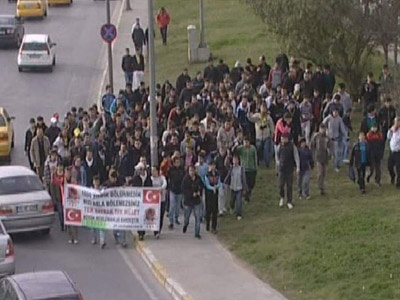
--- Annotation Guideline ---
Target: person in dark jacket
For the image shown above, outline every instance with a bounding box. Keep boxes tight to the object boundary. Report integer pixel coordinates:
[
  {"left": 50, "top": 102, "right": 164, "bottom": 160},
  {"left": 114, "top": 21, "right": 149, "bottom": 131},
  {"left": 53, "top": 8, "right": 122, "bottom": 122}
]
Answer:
[
  {"left": 275, "top": 133, "right": 300, "bottom": 209},
  {"left": 203, "top": 160, "right": 221, "bottom": 234},
  {"left": 203, "top": 58, "right": 220, "bottom": 84},
  {"left": 114, "top": 142, "right": 133, "bottom": 184},
  {"left": 133, "top": 162, "right": 153, "bottom": 241},
  {"left": 82, "top": 148, "right": 100, "bottom": 187},
  {"left": 323, "top": 64, "right": 336, "bottom": 96},
  {"left": 360, "top": 73, "right": 379, "bottom": 116},
  {"left": 378, "top": 97, "right": 396, "bottom": 143},
  {"left": 182, "top": 165, "right": 203, "bottom": 239},
  {"left": 131, "top": 18, "right": 145, "bottom": 53},
  {"left": 121, "top": 48, "right": 135, "bottom": 84},
  {"left": 175, "top": 68, "right": 191, "bottom": 96},
  {"left": 297, "top": 138, "right": 314, "bottom": 200},
  {"left": 360, "top": 104, "right": 379, "bottom": 135},
  {"left": 350, "top": 132, "right": 370, "bottom": 194},
  {"left": 25, "top": 118, "right": 36, "bottom": 170},
  {"left": 366, "top": 124, "right": 384, "bottom": 186},
  {"left": 167, "top": 157, "right": 185, "bottom": 229},
  {"left": 45, "top": 118, "right": 60, "bottom": 146}
]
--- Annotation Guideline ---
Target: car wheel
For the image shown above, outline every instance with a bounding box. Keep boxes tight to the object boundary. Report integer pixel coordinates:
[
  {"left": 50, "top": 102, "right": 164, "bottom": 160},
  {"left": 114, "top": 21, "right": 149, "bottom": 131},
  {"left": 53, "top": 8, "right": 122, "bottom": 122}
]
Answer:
[
  {"left": 49, "top": 65, "right": 53, "bottom": 73},
  {"left": 18, "top": 66, "right": 22, "bottom": 72},
  {"left": 70, "top": 0, "right": 73, "bottom": 4},
  {"left": 44, "top": 9, "right": 47, "bottom": 17},
  {"left": 41, "top": 228, "right": 50, "bottom": 235},
  {"left": 11, "top": 136, "right": 14, "bottom": 148},
  {"left": 5, "top": 155, "right": 11, "bottom": 163},
  {"left": 52, "top": 57, "right": 56, "bottom": 66}
]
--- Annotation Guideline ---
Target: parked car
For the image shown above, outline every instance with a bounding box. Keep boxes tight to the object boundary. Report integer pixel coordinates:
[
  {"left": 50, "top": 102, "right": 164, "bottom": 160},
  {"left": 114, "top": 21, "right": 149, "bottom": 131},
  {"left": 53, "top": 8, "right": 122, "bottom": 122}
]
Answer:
[
  {"left": 48, "top": 0, "right": 72, "bottom": 6},
  {"left": 0, "top": 107, "right": 15, "bottom": 162},
  {"left": 0, "top": 271, "right": 84, "bottom": 299},
  {"left": 16, "top": 0, "right": 48, "bottom": 19},
  {"left": 17, "top": 34, "right": 57, "bottom": 72},
  {"left": 0, "top": 166, "right": 55, "bottom": 234},
  {"left": 0, "top": 220, "right": 15, "bottom": 277},
  {"left": 0, "top": 15, "right": 24, "bottom": 48}
]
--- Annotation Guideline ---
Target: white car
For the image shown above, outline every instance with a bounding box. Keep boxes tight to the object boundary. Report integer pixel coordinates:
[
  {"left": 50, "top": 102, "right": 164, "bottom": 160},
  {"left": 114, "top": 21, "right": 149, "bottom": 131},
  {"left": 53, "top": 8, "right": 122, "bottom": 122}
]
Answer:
[
  {"left": 17, "top": 34, "right": 56, "bottom": 72},
  {"left": 0, "top": 166, "right": 55, "bottom": 234}
]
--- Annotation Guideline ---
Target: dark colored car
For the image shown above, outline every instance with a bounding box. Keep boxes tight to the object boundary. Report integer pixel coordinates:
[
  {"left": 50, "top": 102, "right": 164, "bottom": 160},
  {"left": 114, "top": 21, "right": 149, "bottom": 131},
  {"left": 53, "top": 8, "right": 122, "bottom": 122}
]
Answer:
[
  {"left": 0, "top": 271, "right": 84, "bottom": 299},
  {"left": 0, "top": 15, "right": 24, "bottom": 48}
]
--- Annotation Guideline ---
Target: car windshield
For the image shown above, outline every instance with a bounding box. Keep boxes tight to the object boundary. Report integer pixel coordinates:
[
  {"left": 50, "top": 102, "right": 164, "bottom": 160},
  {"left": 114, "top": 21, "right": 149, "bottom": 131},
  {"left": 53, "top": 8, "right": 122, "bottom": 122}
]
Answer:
[
  {"left": 0, "top": 17, "right": 13, "bottom": 26},
  {"left": 22, "top": 42, "right": 48, "bottom": 51},
  {"left": 0, "top": 175, "right": 43, "bottom": 195}
]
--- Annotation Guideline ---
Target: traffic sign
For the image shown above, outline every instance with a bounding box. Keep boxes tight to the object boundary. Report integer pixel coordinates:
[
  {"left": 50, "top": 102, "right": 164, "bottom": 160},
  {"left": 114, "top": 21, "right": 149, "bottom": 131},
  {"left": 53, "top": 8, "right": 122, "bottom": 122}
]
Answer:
[{"left": 100, "top": 23, "right": 117, "bottom": 43}]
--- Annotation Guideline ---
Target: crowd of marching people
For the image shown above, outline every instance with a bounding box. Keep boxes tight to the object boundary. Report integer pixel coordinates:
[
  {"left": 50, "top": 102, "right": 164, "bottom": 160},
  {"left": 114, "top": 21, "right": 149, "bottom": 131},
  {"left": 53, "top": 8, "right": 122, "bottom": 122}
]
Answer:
[{"left": 24, "top": 49, "right": 399, "bottom": 244}]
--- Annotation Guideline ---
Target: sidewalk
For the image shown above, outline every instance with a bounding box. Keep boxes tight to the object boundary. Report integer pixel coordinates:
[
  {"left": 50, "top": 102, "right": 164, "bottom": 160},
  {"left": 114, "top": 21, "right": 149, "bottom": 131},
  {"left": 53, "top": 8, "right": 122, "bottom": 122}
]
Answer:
[{"left": 108, "top": 1, "right": 287, "bottom": 300}]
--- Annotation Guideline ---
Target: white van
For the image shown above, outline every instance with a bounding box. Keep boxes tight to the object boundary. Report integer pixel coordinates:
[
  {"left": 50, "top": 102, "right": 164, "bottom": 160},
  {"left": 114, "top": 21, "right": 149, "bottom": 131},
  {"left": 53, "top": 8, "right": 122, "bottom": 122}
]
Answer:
[{"left": 17, "top": 34, "right": 56, "bottom": 72}]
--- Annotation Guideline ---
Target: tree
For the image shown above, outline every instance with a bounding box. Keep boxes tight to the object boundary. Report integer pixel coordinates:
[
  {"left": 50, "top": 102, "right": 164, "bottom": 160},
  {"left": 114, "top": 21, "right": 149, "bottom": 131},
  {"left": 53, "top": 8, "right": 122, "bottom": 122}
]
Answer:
[{"left": 244, "top": 0, "right": 376, "bottom": 97}]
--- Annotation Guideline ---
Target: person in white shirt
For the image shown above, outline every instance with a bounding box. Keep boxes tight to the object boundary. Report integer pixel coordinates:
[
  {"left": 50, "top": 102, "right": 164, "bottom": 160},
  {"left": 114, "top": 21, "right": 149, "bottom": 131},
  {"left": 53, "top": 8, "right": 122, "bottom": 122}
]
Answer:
[{"left": 387, "top": 117, "right": 400, "bottom": 187}]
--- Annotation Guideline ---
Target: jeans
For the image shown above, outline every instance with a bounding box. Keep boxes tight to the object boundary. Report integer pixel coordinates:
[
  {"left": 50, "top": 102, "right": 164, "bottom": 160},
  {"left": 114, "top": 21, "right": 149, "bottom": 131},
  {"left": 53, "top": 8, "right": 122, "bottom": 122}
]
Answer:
[
  {"left": 218, "top": 184, "right": 228, "bottom": 213},
  {"left": 357, "top": 164, "right": 367, "bottom": 191},
  {"left": 316, "top": 162, "right": 327, "bottom": 192},
  {"left": 91, "top": 229, "right": 106, "bottom": 244},
  {"left": 342, "top": 139, "right": 349, "bottom": 161},
  {"left": 301, "top": 121, "right": 311, "bottom": 145},
  {"left": 230, "top": 190, "right": 243, "bottom": 217},
  {"left": 278, "top": 170, "right": 294, "bottom": 203},
  {"left": 113, "top": 230, "right": 126, "bottom": 244},
  {"left": 169, "top": 192, "right": 182, "bottom": 225},
  {"left": 368, "top": 157, "right": 382, "bottom": 184},
  {"left": 297, "top": 170, "right": 311, "bottom": 197},
  {"left": 332, "top": 140, "right": 342, "bottom": 169},
  {"left": 245, "top": 170, "right": 257, "bottom": 202},
  {"left": 184, "top": 204, "right": 201, "bottom": 235},
  {"left": 160, "top": 26, "right": 168, "bottom": 44},
  {"left": 256, "top": 138, "right": 273, "bottom": 167},
  {"left": 124, "top": 72, "right": 133, "bottom": 84}
]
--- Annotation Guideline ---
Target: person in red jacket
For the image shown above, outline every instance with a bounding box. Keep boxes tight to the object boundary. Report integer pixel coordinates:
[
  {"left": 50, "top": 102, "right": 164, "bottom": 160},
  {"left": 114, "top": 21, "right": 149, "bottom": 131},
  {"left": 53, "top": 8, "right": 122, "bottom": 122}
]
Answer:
[{"left": 156, "top": 7, "right": 171, "bottom": 45}]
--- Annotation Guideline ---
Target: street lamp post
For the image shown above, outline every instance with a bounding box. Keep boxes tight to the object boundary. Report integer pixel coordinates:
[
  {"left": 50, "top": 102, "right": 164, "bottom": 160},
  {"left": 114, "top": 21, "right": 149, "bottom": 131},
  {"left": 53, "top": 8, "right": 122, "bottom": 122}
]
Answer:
[
  {"left": 148, "top": 0, "right": 158, "bottom": 166},
  {"left": 106, "top": 0, "right": 114, "bottom": 93},
  {"left": 199, "top": 0, "right": 206, "bottom": 48}
]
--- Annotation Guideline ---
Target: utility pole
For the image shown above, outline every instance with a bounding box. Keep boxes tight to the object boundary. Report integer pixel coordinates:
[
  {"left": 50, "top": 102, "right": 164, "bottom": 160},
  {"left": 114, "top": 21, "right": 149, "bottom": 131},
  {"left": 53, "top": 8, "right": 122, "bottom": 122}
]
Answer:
[
  {"left": 106, "top": 0, "right": 114, "bottom": 93},
  {"left": 148, "top": 0, "right": 158, "bottom": 166},
  {"left": 125, "top": 0, "right": 131, "bottom": 11},
  {"left": 199, "top": 0, "right": 206, "bottom": 48}
]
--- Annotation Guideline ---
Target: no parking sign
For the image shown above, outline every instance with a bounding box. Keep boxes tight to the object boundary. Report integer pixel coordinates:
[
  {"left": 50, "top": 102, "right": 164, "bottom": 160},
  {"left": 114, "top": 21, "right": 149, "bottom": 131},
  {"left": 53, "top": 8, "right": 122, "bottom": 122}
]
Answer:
[{"left": 100, "top": 23, "right": 117, "bottom": 43}]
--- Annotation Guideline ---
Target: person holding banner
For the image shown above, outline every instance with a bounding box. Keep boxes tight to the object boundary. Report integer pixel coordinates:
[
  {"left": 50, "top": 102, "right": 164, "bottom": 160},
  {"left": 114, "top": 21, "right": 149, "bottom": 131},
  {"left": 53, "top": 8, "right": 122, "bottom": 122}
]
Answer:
[
  {"left": 182, "top": 165, "right": 204, "bottom": 239},
  {"left": 151, "top": 166, "right": 167, "bottom": 239},
  {"left": 65, "top": 166, "right": 79, "bottom": 244},
  {"left": 49, "top": 163, "right": 65, "bottom": 231},
  {"left": 133, "top": 162, "right": 153, "bottom": 241},
  {"left": 92, "top": 175, "right": 106, "bottom": 249}
]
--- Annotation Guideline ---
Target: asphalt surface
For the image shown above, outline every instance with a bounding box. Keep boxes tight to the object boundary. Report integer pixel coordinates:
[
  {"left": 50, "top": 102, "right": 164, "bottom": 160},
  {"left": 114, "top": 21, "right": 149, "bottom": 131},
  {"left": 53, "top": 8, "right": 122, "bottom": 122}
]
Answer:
[{"left": 0, "top": 1, "right": 171, "bottom": 299}]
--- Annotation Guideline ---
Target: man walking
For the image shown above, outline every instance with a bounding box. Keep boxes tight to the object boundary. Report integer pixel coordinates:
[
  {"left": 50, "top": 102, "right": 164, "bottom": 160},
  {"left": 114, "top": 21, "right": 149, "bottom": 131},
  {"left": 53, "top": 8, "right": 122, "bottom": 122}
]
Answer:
[
  {"left": 310, "top": 124, "right": 331, "bottom": 195},
  {"left": 167, "top": 157, "right": 185, "bottom": 229},
  {"left": 25, "top": 118, "right": 36, "bottom": 170},
  {"left": 156, "top": 7, "right": 170, "bottom": 45},
  {"left": 30, "top": 127, "right": 51, "bottom": 181},
  {"left": 131, "top": 18, "right": 145, "bottom": 54},
  {"left": 121, "top": 48, "right": 135, "bottom": 85},
  {"left": 275, "top": 133, "right": 300, "bottom": 209},
  {"left": 387, "top": 117, "right": 400, "bottom": 188}
]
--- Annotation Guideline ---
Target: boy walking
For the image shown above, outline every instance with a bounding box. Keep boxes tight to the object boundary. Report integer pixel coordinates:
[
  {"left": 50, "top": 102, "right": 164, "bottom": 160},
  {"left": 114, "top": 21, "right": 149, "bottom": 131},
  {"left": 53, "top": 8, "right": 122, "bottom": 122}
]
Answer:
[
  {"left": 350, "top": 132, "right": 370, "bottom": 194},
  {"left": 297, "top": 138, "right": 314, "bottom": 200},
  {"left": 225, "top": 154, "right": 247, "bottom": 220}
]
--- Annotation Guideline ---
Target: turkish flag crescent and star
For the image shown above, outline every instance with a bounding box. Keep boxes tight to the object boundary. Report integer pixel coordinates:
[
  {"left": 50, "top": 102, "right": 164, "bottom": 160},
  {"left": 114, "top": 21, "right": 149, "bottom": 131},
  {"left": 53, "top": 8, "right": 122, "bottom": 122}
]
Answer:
[
  {"left": 143, "top": 190, "right": 161, "bottom": 204},
  {"left": 65, "top": 209, "right": 82, "bottom": 223}
]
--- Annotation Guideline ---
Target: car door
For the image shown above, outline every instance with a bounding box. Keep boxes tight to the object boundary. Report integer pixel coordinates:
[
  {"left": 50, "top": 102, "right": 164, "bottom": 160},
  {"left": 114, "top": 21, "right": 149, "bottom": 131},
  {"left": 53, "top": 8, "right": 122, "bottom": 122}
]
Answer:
[{"left": 2, "top": 110, "right": 13, "bottom": 147}]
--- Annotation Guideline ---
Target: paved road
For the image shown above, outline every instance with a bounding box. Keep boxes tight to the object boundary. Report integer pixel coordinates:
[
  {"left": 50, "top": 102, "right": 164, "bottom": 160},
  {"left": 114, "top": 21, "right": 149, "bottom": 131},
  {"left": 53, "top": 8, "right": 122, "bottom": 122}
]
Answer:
[{"left": 0, "top": 2, "right": 171, "bottom": 299}]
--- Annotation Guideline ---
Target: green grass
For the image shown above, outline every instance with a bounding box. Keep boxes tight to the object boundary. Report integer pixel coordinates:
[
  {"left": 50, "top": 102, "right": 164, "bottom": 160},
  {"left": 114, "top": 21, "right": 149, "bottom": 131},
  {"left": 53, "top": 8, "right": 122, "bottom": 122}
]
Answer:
[
  {"left": 153, "top": 1, "right": 398, "bottom": 299},
  {"left": 153, "top": 0, "right": 280, "bottom": 83}
]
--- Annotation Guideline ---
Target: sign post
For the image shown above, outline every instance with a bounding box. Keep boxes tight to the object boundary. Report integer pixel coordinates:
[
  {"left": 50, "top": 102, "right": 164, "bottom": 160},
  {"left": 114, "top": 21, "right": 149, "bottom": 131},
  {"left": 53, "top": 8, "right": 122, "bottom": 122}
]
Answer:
[{"left": 100, "top": 0, "right": 116, "bottom": 93}]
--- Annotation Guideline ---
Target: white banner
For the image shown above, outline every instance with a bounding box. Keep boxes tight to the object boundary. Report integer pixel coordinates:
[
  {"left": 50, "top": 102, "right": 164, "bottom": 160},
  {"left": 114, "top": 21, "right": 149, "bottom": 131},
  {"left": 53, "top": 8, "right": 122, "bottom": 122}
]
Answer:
[{"left": 63, "top": 184, "right": 161, "bottom": 231}]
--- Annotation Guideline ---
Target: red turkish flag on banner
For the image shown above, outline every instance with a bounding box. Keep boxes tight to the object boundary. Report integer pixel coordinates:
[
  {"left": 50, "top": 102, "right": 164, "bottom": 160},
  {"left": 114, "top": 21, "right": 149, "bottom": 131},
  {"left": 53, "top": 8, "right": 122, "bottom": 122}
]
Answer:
[
  {"left": 65, "top": 209, "right": 82, "bottom": 223},
  {"left": 143, "top": 190, "right": 161, "bottom": 204}
]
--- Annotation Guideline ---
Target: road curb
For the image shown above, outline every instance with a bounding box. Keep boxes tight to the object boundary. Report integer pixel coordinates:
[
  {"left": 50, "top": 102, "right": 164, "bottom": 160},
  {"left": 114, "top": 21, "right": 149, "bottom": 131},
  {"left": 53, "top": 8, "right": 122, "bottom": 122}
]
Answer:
[{"left": 133, "top": 236, "right": 194, "bottom": 300}]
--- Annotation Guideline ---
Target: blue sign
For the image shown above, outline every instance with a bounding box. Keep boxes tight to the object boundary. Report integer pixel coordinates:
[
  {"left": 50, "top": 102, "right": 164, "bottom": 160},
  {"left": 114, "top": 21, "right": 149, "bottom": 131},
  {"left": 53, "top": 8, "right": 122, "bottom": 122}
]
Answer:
[{"left": 100, "top": 23, "right": 117, "bottom": 43}]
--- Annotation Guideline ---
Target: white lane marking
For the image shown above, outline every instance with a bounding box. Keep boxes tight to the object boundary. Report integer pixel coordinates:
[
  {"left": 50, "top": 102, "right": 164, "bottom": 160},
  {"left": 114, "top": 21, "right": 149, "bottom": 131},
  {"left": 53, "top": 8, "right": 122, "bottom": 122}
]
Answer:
[
  {"left": 118, "top": 247, "right": 162, "bottom": 300},
  {"left": 96, "top": 0, "right": 125, "bottom": 107}
]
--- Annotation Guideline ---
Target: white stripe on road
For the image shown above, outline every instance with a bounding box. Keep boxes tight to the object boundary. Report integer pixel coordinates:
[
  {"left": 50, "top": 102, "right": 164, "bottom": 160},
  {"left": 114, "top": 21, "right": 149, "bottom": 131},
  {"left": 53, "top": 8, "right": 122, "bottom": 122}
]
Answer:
[{"left": 118, "top": 247, "right": 162, "bottom": 300}]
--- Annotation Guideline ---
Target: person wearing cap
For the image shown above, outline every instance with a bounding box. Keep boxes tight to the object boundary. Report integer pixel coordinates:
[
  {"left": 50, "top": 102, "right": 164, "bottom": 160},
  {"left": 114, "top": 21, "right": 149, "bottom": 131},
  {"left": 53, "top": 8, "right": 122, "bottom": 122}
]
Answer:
[
  {"left": 30, "top": 127, "right": 51, "bottom": 181},
  {"left": 310, "top": 124, "right": 331, "bottom": 195},
  {"left": 45, "top": 117, "right": 61, "bottom": 146},
  {"left": 167, "top": 156, "right": 185, "bottom": 229},
  {"left": 203, "top": 160, "right": 221, "bottom": 233},
  {"left": 366, "top": 123, "right": 384, "bottom": 186},
  {"left": 235, "top": 135, "right": 258, "bottom": 203},
  {"left": 322, "top": 107, "right": 347, "bottom": 172},
  {"left": 275, "top": 132, "right": 300, "bottom": 209},
  {"left": 25, "top": 118, "right": 36, "bottom": 170},
  {"left": 297, "top": 138, "right": 314, "bottom": 200}
]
